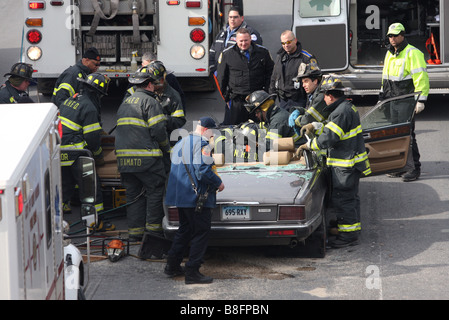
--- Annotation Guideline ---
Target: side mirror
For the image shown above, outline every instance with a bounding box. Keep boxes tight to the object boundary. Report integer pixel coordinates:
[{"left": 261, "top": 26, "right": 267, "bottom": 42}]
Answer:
[{"left": 77, "top": 156, "right": 98, "bottom": 228}]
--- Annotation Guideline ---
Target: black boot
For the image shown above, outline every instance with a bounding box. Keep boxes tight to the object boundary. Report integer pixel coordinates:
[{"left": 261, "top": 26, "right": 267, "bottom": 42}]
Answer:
[
  {"left": 164, "top": 257, "right": 185, "bottom": 277},
  {"left": 329, "top": 232, "right": 359, "bottom": 248},
  {"left": 185, "top": 266, "right": 213, "bottom": 284}
]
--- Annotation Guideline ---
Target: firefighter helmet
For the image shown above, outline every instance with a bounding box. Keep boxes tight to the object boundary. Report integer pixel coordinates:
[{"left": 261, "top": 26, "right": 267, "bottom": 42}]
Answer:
[
  {"left": 244, "top": 90, "right": 276, "bottom": 114},
  {"left": 78, "top": 73, "right": 110, "bottom": 96},
  {"left": 234, "top": 121, "right": 259, "bottom": 145},
  {"left": 293, "top": 59, "right": 322, "bottom": 82},
  {"left": 320, "top": 75, "right": 351, "bottom": 93},
  {"left": 4, "top": 63, "right": 34, "bottom": 81},
  {"left": 129, "top": 65, "right": 157, "bottom": 84},
  {"left": 147, "top": 60, "right": 167, "bottom": 81}
]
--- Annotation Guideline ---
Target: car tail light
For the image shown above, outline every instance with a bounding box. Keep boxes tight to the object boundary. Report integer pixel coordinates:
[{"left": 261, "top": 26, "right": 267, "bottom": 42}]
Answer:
[
  {"left": 190, "top": 28, "right": 205, "bottom": 43},
  {"left": 167, "top": 207, "right": 179, "bottom": 222},
  {"left": 188, "top": 16, "right": 206, "bottom": 26},
  {"left": 27, "top": 29, "right": 42, "bottom": 44},
  {"left": 29, "top": 1, "right": 45, "bottom": 9},
  {"left": 186, "top": 0, "right": 201, "bottom": 8},
  {"left": 26, "top": 18, "right": 43, "bottom": 27},
  {"left": 268, "top": 230, "right": 296, "bottom": 236},
  {"left": 279, "top": 205, "right": 305, "bottom": 220}
]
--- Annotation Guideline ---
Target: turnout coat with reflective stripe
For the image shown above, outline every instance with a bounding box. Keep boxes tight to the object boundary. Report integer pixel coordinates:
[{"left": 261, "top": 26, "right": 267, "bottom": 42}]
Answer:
[
  {"left": 265, "top": 105, "right": 301, "bottom": 149},
  {"left": 115, "top": 88, "right": 169, "bottom": 173},
  {"left": 52, "top": 60, "right": 90, "bottom": 108},
  {"left": 310, "top": 98, "right": 371, "bottom": 176},
  {"left": 380, "top": 41, "right": 429, "bottom": 102},
  {"left": 59, "top": 92, "right": 103, "bottom": 166}
]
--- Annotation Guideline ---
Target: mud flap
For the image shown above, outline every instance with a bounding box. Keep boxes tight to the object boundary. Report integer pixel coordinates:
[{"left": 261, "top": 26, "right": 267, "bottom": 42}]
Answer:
[{"left": 137, "top": 232, "right": 172, "bottom": 259}]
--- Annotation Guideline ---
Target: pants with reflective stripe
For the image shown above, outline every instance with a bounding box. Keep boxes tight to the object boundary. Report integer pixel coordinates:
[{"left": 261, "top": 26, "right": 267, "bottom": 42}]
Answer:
[
  {"left": 62, "top": 159, "right": 103, "bottom": 212},
  {"left": 330, "top": 166, "right": 361, "bottom": 234},
  {"left": 120, "top": 169, "right": 166, "bottom": 237},
  {"left": 167, "top": 207, "right": 212, "bottom": 268}
]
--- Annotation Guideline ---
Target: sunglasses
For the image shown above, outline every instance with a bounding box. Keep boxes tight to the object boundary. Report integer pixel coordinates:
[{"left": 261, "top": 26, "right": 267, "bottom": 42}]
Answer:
[
  {"left": 281, "top": 39, "right": 295, "bottom": 45},
  {"left": 387, "top": 34, "right": 400, "bottom": 38}
]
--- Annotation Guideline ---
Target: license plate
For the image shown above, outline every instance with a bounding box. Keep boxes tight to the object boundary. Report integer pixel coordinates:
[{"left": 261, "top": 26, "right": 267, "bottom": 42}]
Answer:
[{"left": 222, "top": 206, "right": 250, "bottom": 220}]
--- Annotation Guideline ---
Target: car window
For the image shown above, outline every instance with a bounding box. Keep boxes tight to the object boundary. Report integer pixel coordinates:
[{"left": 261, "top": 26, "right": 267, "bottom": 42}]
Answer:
[{"left": 361, "top": 93, "right": 420, "bottom": 130}]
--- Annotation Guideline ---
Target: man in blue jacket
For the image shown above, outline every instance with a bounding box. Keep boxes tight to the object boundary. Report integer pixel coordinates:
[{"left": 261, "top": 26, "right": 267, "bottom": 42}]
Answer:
[{"left": 164, "top": 117, "right": 225, "bottom": 284}]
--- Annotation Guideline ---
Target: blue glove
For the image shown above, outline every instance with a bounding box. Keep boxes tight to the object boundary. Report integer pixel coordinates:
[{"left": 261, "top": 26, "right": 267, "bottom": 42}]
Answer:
[{"left": 288, "top": 110, "right": 300, "bottom": 128}]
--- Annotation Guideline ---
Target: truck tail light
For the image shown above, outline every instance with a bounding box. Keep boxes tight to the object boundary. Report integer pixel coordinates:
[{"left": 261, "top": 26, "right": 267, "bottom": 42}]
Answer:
[
  {"left": 279, "top": 205, "right": 305, "bottom": 220},
  {"left": 15, "top": 188, "right": 23, "bottom": 217},
  {"left": 29, "top": 1, "right": 46, "bottom": 9},
  {"left": 190, "top": 45, "right": 205, "bottom": 60},
  {"left": 167, "top": 0, "right": 180, "bottom": 5},
  {"left": 27, "top": 46, "right": 42, "bottom": 61},
  {"left": 27, "top": 29, "right": 42, "bottom": 44},
  {"left": 167, "top": 207, "right": 179, "bottom": 222},
  {"left": 188, "top": 17, "right": 206, "bottom": 26},
  {"left": 50, "top": 0, "right": 65, "bottom": 5},
  {"left": 190, "top": 28, "right": 205, "bottom": 43},
  {"left": 26, "top": 18, "right": 43, "bottom": 27},
  {"left": 186, "top": 0, "right": 201, "bottom": 8}
]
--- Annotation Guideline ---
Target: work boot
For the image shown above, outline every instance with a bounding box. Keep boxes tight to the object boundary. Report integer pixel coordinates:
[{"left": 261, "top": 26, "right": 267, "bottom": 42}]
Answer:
[
  {"left": 164, "top": 264, "right": 185, "bottom": 277},
  {"left": 386, "top": 171, "right": 406, "bottom": 178},
  {"left": 329, "top": 233, "right": 359, "bottom": 248},
  {"left": 185, "top": 266, "right": 213, "bottom": 284},
  {"left": 402, "top": 169, "right": 420, "bottom": 182}
]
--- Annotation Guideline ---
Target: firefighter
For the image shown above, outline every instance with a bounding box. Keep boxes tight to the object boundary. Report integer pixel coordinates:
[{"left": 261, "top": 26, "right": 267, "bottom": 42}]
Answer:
[
  {"left": 269, "top": 30, "right": 318, "bottom": 110},
  {"left": 52, "top": 47, "right": 101, "bottom": 108},
  {"left": 115, "top": 65, "right": 170, "bottom": 241},
  {"left": 288, "top": 61, "right": 329, "bottom": 136},
  {"left": 297, "top": 76, "right": 371, "bottom": 248},
  {"left": 59, "top": 73, "right": 115, "bottom": 231},
  {"left": 244, "top": 90, "right": 300, "bottom": 152},
  {"left": 216, "top": 28, "right": 274, "bottom": 125},
  {"left": 0, "top": 63, "right": 35, "bottom": 104},
  {"left": 380, "top": 22, "right": 429, "bottom": 182}
]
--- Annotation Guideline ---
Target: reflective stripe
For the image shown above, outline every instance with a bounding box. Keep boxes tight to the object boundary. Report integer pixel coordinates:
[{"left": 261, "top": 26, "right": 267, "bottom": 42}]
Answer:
[
  {"left": 325, "top": 121, "right": 344, "bottom": 139},
  {"left": 326, "top": 151, "right": 369, "bottom": 168},
  {"left": 171, "top": 109, "right": 185, "bottom": 117},
  {"left": 306, "top": 107, "right": 325, "bottom": 122},
  {"left": 129, "top": 227, "right": 144, "bottom": 236},
  {"left": 61, "top": 142, "right": 87, "bottom": 150},
  {"left": 116, "top": 149, "right": 163, "bottom": 157},
  {"left": 53, "top": 83, "right": 75, "bottom": 97},
  {"left": 117, "top": 117, "right": 148, "bottom": 128},
  {"left": 95, "top": 202, "right": 104, "bottom": 213},
  {"left": 341, "top": 125, "right": 362, "bottom": 141},
  {"left": 146, "top": 223, "right": 163, "bottom": 232},
  {"left": 338, "top": 222, "right": 361, "bottom": 232},
  {"left": 60, "top": 116, "right": 82, "bottom": 131},
  {"left": 147, "top": 114, "right": 166, "bottom": 127},
  {"left": 266, "top": 131, "right": 281, "bottom": 139},
  {"left": 83, "top": 122, "right": 102, "bottom": 134}
]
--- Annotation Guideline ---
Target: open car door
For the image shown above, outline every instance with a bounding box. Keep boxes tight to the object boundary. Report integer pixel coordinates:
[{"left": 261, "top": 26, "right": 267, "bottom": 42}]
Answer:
[{"left": 361, "top": 93, "right": 420, "bottom": 175}]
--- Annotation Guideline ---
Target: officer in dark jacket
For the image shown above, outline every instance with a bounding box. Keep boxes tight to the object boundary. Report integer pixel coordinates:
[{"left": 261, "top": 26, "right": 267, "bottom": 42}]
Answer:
[
  {"left": 298, "top": 76, "right": 371, "bottom": 248},
  {"left": 270, "top": 30, "right": 318, "bottom": 110},
  {"left": 59, "top": 73, "right": 115, "bottom": 231},
  {"left": 217, "top": 28, "right": 274, "bottom": 125},
  {"left": 52, "top": 47, "right": 101, "bottom": 108},
  {"left": 115, "top": 65, "right": 170, "bottom": 241},
  {"left": 0, "top": 63, "right": 35, "bottom": 104},
  {"left": 245, "top": 90, "right": 301, "bottom": 151},
  {"left": 209, "top": 5, "right": 262, "bottom": 74}
]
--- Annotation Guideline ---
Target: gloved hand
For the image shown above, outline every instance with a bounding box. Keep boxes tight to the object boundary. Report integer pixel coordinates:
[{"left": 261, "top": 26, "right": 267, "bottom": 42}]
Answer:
[
  {"left": 300, "top": 123, "right": 315, "bottom": 137},
  {"left": 415, "top": 102, "right": 425, "bottom": 114},
  {"left": 295, "top": 142, "right": 310, "bottom": 160},
  {"left": 288, "top": 109, "right": 301, "bottom": 128}
]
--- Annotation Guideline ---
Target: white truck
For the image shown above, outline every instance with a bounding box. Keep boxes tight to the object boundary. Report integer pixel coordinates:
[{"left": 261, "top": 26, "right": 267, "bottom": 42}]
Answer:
[
  {"left": 0, "top": 103, "right": 97, "bottom": 300},
  {"left": 21, "top": 0, "right": 242, "bottom": 94},
  {"left": 292, "top": 0, "right": 449, "bottom": 95}
]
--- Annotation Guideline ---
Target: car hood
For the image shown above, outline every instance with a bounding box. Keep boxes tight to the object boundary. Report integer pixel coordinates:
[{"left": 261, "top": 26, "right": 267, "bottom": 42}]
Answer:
[{"left": 215, "top": 163, "right": 313, "bottom": 204}]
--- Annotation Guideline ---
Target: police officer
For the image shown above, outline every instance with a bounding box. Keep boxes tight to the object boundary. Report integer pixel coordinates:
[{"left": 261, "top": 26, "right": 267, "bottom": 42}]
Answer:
[
  {"left": 209, "top": 5, "right": 262, "bottom": 74},
  {"left": 52, "top": 47, "right": 101, "bottom": 108},
  {"left": 164, "top": 117, "right": 224, "bottom": 284},
  {"left": 288, "top": 61, "right": 328, "bottom": 136},
  {"left": 217, "top": 28, "right": 274, "bottom": 125},
  {"left": 298, "top": 76, "right": 371, "bottom": 248},
  {"left": 59, "top": 73, "right": 115, "bottom": 231},
  {"left": 0, "top": 63, "right": 35, "bottom": 104},
  {"left": 270, "top": 30, "right": 318, "bottom": 110},
  {"left": 380, "top": 23, "right": 429, "bottom": 182},
  {"left": 244, "top": 90, "right": 300, "bottom": 151},
  {"left": 115, "top": 65, "right": 170, "bottom": 241}
]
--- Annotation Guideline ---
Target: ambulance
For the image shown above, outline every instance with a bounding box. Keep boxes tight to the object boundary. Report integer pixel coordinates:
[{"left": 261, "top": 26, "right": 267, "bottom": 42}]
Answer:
[
  {"left": 0, "top": 103, "right": 97, "bottom": 300},
  {"left": 292, "top": 0, "right": 449, "bottom": 95}
]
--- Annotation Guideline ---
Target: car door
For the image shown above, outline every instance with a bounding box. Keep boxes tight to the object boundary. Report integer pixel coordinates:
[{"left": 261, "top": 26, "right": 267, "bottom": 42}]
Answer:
[{"left": 361, "top": 93, "right": 420, "bottom": 175}]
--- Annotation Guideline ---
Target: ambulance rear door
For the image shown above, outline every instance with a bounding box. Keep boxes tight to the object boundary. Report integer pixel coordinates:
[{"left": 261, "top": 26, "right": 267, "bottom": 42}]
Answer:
[{"left": 292, "top": 0, "right": 350, "bottom": 72}]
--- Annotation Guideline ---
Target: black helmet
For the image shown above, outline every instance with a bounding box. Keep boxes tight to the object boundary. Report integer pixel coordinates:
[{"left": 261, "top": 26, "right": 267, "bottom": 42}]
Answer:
[
  {"left": 320, "top": 75, "right": 351, "bottom": 93},
  {"left": 129, "top": 65, "right": 157, "bottom": 84},
  {"left": 293, "top": 59, "right": 321, "bottom": 82},
  {"left": 147, "top": 60, "right": 167, "bottom": 81},
  {"left": 244, "top": 90, "right": 276, "bottom": 114},
  {"left": 4, "top": 63, "right": 34, "bottom": 80},
  {"left": 78, "top": 73, "right": 110, "bottom": 95}
]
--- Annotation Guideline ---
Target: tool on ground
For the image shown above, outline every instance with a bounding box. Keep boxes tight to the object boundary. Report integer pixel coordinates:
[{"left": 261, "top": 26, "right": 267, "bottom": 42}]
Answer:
[{"left": 102, "top": 238, "right": 130, "bottom": 262}]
